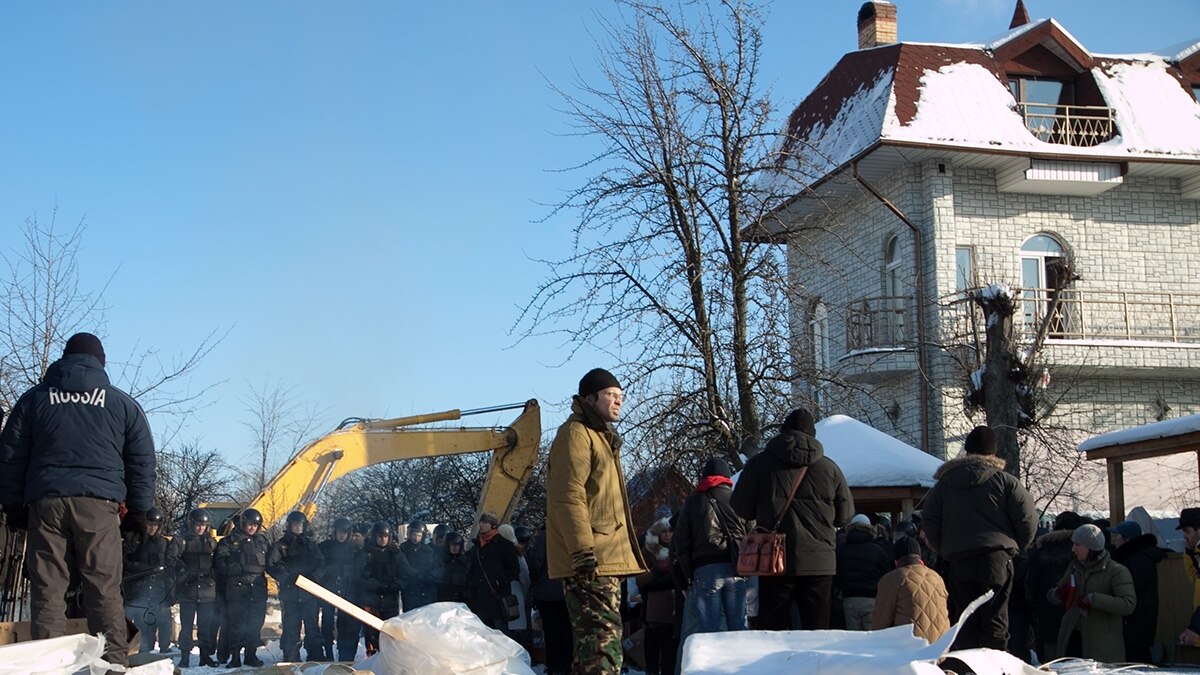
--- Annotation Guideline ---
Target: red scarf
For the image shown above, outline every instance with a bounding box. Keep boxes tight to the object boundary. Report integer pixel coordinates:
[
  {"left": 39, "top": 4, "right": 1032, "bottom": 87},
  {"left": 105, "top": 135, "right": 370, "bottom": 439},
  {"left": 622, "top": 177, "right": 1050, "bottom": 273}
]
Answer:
[
  {"left": 696, "top": 475, "right": 733, "bottom": 492},
  {"left": 478, "top": 528, "right": 499, "bottom": 546}
]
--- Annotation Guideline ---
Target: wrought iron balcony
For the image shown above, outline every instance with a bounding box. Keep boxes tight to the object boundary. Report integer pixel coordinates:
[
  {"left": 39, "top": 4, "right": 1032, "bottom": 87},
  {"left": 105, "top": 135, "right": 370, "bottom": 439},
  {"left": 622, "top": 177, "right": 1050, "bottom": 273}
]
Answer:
[
  {"left": 943, "top": 287, "right": 1200, "bottom": 344},
  {"left": 846, "top": 296, "right": 910, "bottom": 350},
  {"left": 1015, "top": 103, "right": 1116, "bottom": 147}
]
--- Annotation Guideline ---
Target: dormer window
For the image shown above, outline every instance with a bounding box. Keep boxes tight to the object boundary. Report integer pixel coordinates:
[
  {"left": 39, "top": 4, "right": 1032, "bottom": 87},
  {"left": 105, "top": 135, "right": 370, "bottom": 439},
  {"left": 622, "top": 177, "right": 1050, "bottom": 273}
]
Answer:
[{"left": 1007, "top": 75, "right": 1114, "bottom": 146}]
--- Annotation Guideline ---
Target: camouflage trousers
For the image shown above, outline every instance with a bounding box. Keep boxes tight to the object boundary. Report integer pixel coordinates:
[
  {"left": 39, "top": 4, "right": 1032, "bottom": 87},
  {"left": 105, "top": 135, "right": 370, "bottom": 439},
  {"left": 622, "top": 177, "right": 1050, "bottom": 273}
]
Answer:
[{"left": 563, "top": 575, "right": 622, "bottom": 675}]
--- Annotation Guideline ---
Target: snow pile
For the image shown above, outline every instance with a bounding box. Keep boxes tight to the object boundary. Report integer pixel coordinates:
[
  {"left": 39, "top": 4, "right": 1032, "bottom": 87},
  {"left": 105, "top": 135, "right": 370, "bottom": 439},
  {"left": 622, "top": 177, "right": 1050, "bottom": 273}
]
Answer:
[
  {"left": 885, "top": 62, "right": 1035, "bottom": 149},
  {"left": 1091, "top": 60, "right": 1200, "bottom": 155},
  {"left": 814, "top": 415, "right": 942, "bottom": 487},
  {"left": 1077, "top": 412, "right": 1200, "bottom": 452}
]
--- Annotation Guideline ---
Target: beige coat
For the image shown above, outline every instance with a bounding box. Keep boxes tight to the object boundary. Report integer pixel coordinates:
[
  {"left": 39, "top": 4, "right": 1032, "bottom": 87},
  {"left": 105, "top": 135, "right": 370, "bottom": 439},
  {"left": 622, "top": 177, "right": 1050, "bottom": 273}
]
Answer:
[
  {"left": 545, "top": 398, "right": 647, "bottom": 580},
  {"left": 872, "top": 558, "right": 951, "bottom": 644}
]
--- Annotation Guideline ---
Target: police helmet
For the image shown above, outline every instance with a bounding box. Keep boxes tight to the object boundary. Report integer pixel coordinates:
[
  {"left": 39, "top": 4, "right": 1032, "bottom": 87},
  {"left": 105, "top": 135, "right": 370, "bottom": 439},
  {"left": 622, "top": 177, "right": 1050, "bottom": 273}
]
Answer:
[
  {"left": 432, "top": 523, "right": 450, "bottom": 539},
  {"left": 514, "top": 525, "right": 534, "bottom": 544},
  {"left": 370, "top": 521, "right": 391, "bottom": 539},
  {"left": 332, "top": 517, "right": 353, "bottom": 533},
  {"left": 408, "top": 519, "right": 425, "bottom": 533},
  {"left": 286, "top": 511, "right": 308, "bottom": 529},
  {"left": 444, "top": 531, "right": 464, "bottom": 548},
  {"left": 188, "top": 508, "right": 211, "bottom": 526},
  {"left": 242, "top": 508, "right": 264, "bottom": 526},
  {"left": 146, "top": 507, "right": 165, "bottom": 525},
  {"left": 354, "top": 521, "right": 371, "bottom": 535}
]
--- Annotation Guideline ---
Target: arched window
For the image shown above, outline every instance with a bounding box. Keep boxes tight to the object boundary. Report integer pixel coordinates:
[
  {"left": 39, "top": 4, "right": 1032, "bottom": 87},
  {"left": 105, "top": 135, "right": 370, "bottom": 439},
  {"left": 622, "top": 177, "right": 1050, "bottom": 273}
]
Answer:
[
  {"left": 810, "top": 302, "right": 829, "bottom": 409},
  {"left": 1020, "top": 234, "right": 1071, "bottom": 335},
  {"left": 882, "top": 235, "right": 906, "bottom": 344},
  {"left": 884, "top": 235, "right": 903, "bottom": 298}
]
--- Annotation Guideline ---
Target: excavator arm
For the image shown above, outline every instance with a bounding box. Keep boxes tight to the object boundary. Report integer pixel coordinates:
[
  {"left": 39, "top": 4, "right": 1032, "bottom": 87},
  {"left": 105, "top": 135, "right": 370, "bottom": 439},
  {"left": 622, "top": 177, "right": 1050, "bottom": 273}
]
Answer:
[{"left": 207, "top": 399, "right": 541, "bottom": 535}]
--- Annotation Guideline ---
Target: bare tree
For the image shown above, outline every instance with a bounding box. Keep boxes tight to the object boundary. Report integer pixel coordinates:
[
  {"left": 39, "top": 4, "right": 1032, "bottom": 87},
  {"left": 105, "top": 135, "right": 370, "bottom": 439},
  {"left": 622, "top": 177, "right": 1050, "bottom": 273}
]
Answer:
[
  {"left": 0, "top": 207, "right": 224, "bottom": 424},
  {"left": 239, "top": 378, "right": 324, "bottom": 494},
  {"left": 155, "top": 440, "right": 235, "bottom": 528},
  {"left": 518, "top": 0, "right": 794, "bottom": 468}
]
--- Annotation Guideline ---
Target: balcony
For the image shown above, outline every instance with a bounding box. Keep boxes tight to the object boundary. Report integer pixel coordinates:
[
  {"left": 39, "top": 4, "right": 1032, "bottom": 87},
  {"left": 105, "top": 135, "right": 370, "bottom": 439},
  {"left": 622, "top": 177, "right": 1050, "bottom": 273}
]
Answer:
[
  {"left": 943, "top": 287, "right": 1200, "bottom": 377},
  {"left": 842, "top": 296, "right": 916, "bottom": 383},
  {"left": 1015, "top": 103, "right": 1116, "bottom": 147}
]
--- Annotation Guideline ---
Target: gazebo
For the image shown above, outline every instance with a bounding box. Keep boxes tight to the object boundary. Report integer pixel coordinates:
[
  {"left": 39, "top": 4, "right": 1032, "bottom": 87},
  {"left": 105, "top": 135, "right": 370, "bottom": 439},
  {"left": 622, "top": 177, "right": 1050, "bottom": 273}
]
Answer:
[
  {"left": 814, "top": 415, "right": 943, "bottom": 522},
  {"left": 1077, "top": 413, "right": 1200, "bottom": 523}
]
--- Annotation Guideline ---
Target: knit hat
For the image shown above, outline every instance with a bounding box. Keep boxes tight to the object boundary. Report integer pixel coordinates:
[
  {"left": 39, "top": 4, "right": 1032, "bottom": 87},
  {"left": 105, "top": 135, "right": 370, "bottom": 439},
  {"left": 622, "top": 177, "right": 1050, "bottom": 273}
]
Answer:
[
  {"left": 1053, "top": 511, "right": 1086, "bottom": 532},
  {"left": 1110, "top": 520, "right": 1142, "bottom": 540},
  {"left": 64, "top": 332, "right": 105, "bottom": 367},
  {"left": 849, "top": 513, "right": 872, "bottom": 529},
  {"left": 479, "top": 511, "right": 501, "bottom": 528},
  {"left": 964, "top": 426, "right": 996, "bottom": 455},
  {"left": 782, "top": 408, "right": 816, "bottom": 436},
  {"left": 894, "top": 536, "right": 921, "bottom": 559},
  {"left": 1071, "top": 523, "right": 1106, "bottom": 552},
  {"left": 654, "top": 504, "right": 673, "bottom": 521},
  {"left": 700, "top": 457, "right": 732, "bottom": 479},
  {"left": 579, "top": 368, "right": 621, "bottom": 398},
  {"left": 1177, "top": 507, "right": 1200, "bottom": 530}
]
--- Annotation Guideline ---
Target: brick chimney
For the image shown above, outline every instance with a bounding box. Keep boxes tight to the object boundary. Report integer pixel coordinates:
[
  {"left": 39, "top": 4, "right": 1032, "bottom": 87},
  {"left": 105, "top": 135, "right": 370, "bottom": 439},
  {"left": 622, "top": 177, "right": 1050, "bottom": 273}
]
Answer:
[{"left": 857, "top": 1, "right": 897, "bottom": 50}]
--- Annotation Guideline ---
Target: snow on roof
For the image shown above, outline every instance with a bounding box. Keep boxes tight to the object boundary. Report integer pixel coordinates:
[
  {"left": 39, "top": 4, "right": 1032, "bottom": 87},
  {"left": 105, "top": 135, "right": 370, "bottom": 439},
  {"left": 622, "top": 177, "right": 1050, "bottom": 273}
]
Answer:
[
  {"left": 814, "top": 414, "right": 942, "bottom": 487},
  {"left": 1152, "top": 37, "right": 1200, "bottom": 63},
  {"left": 1091, "top": 60, "right": 1200, "bottom": 154},
  {"left": 882, "top": 62, "right": 1032, "bottom": 148},
  {"left": 1077, "top": 412, "right": 1200, "bottom": 453},
  {"left": 980, "top": 18, "right": 1047, "bottom": 52}
]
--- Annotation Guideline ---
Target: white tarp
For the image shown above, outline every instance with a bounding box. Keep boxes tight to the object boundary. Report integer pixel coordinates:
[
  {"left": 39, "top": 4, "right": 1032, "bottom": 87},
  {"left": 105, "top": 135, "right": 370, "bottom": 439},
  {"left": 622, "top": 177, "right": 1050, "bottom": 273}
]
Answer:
[
  {"left": 353, "top": 602, "right": 533, "bottom": 675},
  {"left": 0, "top": 633, "right": 171, "bottom": 675}
]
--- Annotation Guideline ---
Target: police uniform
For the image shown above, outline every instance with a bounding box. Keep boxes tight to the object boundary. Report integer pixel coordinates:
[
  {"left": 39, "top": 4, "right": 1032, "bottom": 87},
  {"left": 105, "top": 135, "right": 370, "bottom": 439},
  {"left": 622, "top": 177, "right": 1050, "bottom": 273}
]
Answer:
[
  {"left": 268, "top": 513, "right": 326, "bottom": 661},
  {"left": 215, "top": 521, "right": 270, "bottom": 667},
  {"left": 319, "top": 525, "right": 365, "bottom": 661},
  {"left": 168, "top": 518, "right": 218, "bottom": 666}
]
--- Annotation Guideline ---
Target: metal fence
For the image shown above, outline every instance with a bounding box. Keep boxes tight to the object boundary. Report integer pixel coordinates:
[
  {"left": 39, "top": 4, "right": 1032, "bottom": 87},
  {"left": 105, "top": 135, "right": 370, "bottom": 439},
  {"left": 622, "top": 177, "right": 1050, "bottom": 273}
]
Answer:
[{"left": 1016, "top": 103, "right": 1116, "bottom": 147}]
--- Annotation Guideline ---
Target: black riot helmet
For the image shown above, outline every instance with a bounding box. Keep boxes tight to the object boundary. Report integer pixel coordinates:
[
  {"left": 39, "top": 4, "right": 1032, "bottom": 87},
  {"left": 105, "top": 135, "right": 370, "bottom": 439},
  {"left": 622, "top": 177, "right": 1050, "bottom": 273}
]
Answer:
[
  {"left": 514, "top": 525, "right": 534, "bottom": 544},
  {"left": 408, "top": 519, "right": 425, "bottom": 534},
  {"left": 444, "top": 531, "right": 464, "bottom": 549},
  {"left": 370, "top": 521, "right": 391, "bottom": 540},
  {"left": 242, "top": 508, "right": 264, "bottom": 527},
  {"left": 354, "top": 521, "right": 371, "bottom": 536},
  {"left": 332, "top": 517, "right": 353, "bottom": 533},
  {"left": 285, "top": 511, "right": 308, "bottom": 531},
  {"left": 188, "top": 508, "right": 211, "bottom": 527},
  {"left": 146, "top": 507, "right": 165, "bottom": 525}
]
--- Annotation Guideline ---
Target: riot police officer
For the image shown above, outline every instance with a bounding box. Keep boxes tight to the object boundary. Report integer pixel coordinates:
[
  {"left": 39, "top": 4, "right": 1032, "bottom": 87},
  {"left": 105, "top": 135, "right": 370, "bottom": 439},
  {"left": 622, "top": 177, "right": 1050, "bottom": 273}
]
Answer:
[
  {"left": 123, "top": 507, "right": 174, "bottom": 655},
  {"left": 215, "top": 508, "right": 270, "bottom": 668},
  {"left": 319, "top": 517, "right": 364, "bottom": 661},
  {"left": 436, "top": 531, "right": 470, "bottom": 603},
  {"left": 400, "top": 519, "right": 438, "bottom": 610},
  {"left": 168, "top": 508, "right": 218, "bottom": 668},
  {"left": 268, "top": 510, "right": 326, "bottom": 662},
  {"left": 358, "top": 521, "right": 413, "bottom": 656}
]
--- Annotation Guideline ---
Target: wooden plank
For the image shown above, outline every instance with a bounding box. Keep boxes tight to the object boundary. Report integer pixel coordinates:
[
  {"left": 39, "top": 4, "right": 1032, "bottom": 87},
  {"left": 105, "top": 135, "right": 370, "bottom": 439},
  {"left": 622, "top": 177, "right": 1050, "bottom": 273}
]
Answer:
[{"left": 295, "top": 575, "right": 403, "bottom": 641}]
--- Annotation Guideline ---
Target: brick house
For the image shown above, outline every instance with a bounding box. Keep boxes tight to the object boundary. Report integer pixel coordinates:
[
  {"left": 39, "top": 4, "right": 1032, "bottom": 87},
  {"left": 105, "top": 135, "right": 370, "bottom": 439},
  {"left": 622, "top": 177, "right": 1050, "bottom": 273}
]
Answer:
[{"left": 762, "top": 1, "right": 1200, "bottom": 512}]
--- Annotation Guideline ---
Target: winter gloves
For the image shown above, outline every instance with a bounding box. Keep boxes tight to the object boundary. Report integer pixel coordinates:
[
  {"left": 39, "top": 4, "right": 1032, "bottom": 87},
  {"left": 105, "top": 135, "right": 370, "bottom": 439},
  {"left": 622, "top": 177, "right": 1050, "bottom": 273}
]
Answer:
[
  {"left": 572, "top": 548, "right": 599, "bottom": 579},
  {"left": 1076, "top": 592, "right": 1094, "bottom": 611}
]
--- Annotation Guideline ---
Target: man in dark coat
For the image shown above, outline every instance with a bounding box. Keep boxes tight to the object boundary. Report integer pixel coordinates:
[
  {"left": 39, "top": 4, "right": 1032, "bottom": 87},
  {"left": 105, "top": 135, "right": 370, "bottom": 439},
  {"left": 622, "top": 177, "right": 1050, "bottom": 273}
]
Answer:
[
  {"left": 526, "top": 526, "right": 572, "bottom": 675},
  {"left": 922, "top": 425, "right": 1037, "bottom": 651},
  {"left": 268, "top": 510, "right": 326, "bottom": 661},
  {"left": 122, "top": 507, "right": 175, "bottom": 655},
  {"left": 836, "top": 514, "right": 893, "bottom": 630},
  {"left": 399, "top": 520, "right": 439, "bottom": 610},
  {"left": 730, "top": 407, "right": 854, "bottom": 630},
  {"left": 0, "top": 332, "right": 156, "bottom": 670},
  {"left": 466, "top": 511, "right": 521, "bottom": 629},
  {"left": 318, "top": 517, "right": 363, "bottom": 662},
  {"left": 170, "top": 508, "right": 219, "bottom": 668},
  {"left": 674, "top": 456, "right": 748, "bottom": 635},
  {"left": 1110, "top": 519, "right": 1164, "bottom": 664},
  {"left": 436, "top": 531, "right": 470, "bottom": 603},
  {"left": 358, "top": 521, "right": 412, "bottom": 656},
  {"left": 1024, "top": 511, "right": 1086, "bottom": 664},
  {"left": 215, "top": 508, "right": 271, "bottom": 668}
]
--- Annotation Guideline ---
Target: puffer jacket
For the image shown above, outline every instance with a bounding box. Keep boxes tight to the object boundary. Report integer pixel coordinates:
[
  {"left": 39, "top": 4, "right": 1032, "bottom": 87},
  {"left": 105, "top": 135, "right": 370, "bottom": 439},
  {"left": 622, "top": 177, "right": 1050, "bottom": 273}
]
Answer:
[
  {"left": 1111, "top": 533, "right": 1164, "bottom": 653},
  {"left": 546, "top": 398, "right": 647, "bottom": 579},
  {"left": 169, "top": 528, "right": 218, "bottom": 603},
  {"left": 1050, "top": 549, "right": 1136, "bottom": 663},
  {"left": 921, "top": 454, "right": 1037, "bottom": 561},
  {"left": 730, "top": 429, "right": 854, "bottom": 576},
  {"left": 0, "top": 353, "right": 156, "bottom": 511},
  {"left": 872, "top": 556, "right": 950, "bottom": 644},
  {"left": 673, "top": 482, "right": 746, "bottom": 579},
  {"left": 836, "top": 525, "right": 892, "bottom": 598}
]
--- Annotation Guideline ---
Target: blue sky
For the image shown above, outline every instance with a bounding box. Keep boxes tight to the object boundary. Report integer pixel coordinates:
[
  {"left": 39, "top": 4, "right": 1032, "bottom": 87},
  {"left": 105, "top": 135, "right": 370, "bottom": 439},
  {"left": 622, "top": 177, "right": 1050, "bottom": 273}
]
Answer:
[{"left": 2, "top": 1, "right": 1196, "bottom": 467}]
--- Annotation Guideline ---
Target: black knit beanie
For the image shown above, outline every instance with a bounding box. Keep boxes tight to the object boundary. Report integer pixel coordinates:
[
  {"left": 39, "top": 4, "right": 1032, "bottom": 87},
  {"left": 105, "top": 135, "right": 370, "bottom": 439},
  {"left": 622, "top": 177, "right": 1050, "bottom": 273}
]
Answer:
[
  {"left": 964, "top": 425, "right": 996, "bottom": 455},
  {"left": 64, "top": 332, "right": 106, "bottom": 367},
  {"left": 579, "top": 368, "right": 621, "bottom": 398},
  {"left": 700, "top": 457, "right": 732, "bottom": 479},
  {"left": 894, "top": 536, "right": 921, "bottom": 559},
  {"left": 782, "top": 408, "right": 816, "bottom": 436}
]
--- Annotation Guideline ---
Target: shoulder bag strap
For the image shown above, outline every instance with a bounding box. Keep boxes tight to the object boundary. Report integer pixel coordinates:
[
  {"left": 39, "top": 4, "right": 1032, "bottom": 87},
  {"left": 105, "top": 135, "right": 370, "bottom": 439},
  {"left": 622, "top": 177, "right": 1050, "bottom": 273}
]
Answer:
[
  {"left": 770, "top": 466, "right": 809, "bottom": 532},
  {"left": 707, "top": 495, "right": 739, "bottom": 566}
]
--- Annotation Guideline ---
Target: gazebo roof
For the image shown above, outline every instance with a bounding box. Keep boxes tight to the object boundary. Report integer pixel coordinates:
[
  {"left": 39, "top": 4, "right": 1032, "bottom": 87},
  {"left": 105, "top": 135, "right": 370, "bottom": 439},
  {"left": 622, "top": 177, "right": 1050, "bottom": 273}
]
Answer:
[{"left": 815, "top": 414, "right": 942, "bottom": 488}]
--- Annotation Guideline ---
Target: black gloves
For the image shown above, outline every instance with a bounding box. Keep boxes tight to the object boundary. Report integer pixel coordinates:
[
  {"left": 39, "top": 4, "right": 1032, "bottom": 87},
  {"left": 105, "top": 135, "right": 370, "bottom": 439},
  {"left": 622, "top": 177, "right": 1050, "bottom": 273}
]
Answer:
[
  {"left": 571, "top": 548, "right": 599, "bottom": 579},
  {"left": 3, "top": 503, "right": 28, "bottom": 531}
]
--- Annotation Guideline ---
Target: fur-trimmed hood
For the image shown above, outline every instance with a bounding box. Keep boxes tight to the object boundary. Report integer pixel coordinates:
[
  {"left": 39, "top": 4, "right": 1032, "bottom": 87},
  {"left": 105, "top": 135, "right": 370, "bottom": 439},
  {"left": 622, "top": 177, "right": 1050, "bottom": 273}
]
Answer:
[
  {"left": 1031, "top": 527, "right": 1075, "bottom": 550},
  {"left": 933, "top": 453, "right": 1006, "bottom": 487}
]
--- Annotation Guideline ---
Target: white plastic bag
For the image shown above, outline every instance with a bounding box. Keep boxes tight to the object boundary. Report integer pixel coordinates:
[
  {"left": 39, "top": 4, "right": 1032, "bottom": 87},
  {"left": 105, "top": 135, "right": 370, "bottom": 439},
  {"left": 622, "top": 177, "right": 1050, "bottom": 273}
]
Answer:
[
  {"left": 0, "top": 633, "right": 111, "bottom": 675},
  {"left": 372, "top": 602, "right": 534, "bottom": 675}
]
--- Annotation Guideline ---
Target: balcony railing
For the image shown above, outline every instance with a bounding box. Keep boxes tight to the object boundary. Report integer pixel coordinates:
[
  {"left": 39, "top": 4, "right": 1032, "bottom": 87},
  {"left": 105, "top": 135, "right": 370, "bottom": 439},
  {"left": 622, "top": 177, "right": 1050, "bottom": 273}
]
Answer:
[
  {"left": 943, "top": 288, "right": 1200, "bottom": 344},
  {"left": 847, "top": 296, "right": 909, "bottom": 350},
  {"left": 1016, "top": 103, "right": 1116, "bottom": 147}
]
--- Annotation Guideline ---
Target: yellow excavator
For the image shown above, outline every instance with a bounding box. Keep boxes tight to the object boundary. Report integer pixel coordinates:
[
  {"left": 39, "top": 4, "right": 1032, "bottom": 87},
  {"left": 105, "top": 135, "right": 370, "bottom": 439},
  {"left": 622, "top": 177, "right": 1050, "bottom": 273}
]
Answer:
[{"left": 202, "top": 399, "right": 542, "bottom": 536}]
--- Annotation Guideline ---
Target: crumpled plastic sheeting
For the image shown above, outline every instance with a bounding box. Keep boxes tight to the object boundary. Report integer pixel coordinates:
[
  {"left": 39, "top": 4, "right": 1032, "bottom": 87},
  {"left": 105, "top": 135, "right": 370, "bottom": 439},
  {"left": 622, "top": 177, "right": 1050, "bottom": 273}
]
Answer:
[
  {"left": 0, "top": 633, "right": 112, "bottom": 675},
  {"left": 355, "top": 602, "right": 534, "bottom": 675},
  {"left": 681, "top": 590, "right": 1007, "bottom": 674}
]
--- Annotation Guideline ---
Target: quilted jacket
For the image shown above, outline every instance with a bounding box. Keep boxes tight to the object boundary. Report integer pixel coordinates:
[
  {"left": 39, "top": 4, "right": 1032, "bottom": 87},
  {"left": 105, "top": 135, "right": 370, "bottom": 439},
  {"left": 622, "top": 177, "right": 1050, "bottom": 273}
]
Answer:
[{"left": 872, "top": 557, "right": 951, "bottom": 644}]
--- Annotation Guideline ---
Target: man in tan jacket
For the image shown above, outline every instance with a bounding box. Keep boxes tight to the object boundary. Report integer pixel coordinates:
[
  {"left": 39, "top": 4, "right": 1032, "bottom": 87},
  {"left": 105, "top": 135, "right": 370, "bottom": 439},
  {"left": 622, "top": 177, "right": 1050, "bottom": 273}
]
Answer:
[{"left": 546, "top": 368, "right": 647, "bottom": 675}]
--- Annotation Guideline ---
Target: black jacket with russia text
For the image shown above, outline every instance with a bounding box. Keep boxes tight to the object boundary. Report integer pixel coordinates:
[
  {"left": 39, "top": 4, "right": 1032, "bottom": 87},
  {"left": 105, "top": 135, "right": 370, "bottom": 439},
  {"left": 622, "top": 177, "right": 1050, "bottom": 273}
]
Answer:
[
  {"left": 0, "top": 353, "right": 156, "bottom": 511},
  {"left": 730, "top": 429, "right": 854, "bottom": 576}
]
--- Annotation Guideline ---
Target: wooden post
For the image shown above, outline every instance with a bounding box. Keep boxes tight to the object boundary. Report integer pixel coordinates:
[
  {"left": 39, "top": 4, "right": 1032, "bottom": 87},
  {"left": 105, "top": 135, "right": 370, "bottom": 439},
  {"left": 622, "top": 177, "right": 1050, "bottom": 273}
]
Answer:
[
  {"left": 1107, "top": 459, "right": 1125, "bottom": 524},
  {"left": 296, "top": 575, "right": 404, "bottom": 641}
]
